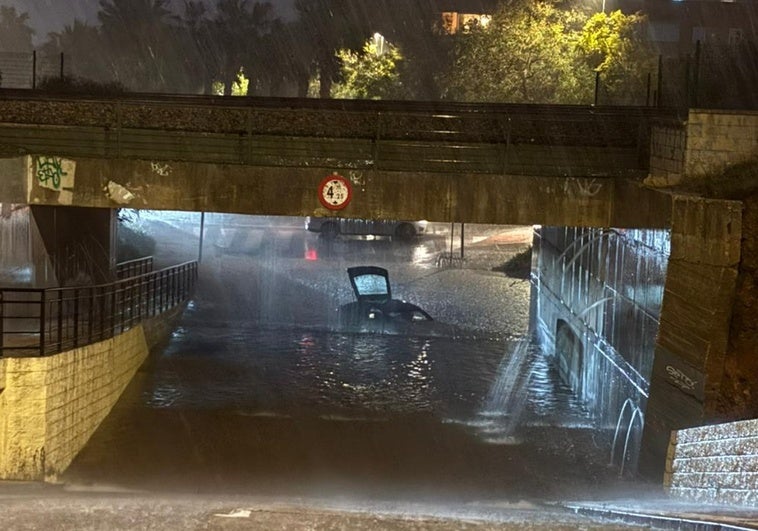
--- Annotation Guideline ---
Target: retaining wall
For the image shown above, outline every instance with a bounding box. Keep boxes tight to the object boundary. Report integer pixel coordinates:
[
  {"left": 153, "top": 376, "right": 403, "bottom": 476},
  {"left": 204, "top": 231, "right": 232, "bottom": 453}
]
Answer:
[
  {"left": 0, "top": 304, "right": 186, "bottom": 481},
  {"left": 685, "top": 111, "right": 758, "bottom": 178},
  {"left": 666, "top": 418, "right": 758, "bottom": 506},
  {"left": 0, "top": 326, "right": 148, "bottom": 480},
  {"left": 647, "top": 110, "right": 758, "bottom": 187}
]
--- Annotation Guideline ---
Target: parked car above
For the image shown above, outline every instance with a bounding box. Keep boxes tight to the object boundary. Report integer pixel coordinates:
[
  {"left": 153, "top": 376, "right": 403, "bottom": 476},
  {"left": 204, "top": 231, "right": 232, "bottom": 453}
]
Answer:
[{"left": 305, "top": 217, "right": 427, "bottom": 241}]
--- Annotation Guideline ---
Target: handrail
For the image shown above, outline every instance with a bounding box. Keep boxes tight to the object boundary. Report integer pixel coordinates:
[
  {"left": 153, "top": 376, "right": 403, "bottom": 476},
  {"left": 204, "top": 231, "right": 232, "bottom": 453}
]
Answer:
[
  {"left": 611, "top": 398, "right": 645, "bottom": 477},
  {"left": 116, "top": 256, "right": 154, "bottom": 279},
  {"left": 0, "top": 260, "right": 197, "bottom": 357}
]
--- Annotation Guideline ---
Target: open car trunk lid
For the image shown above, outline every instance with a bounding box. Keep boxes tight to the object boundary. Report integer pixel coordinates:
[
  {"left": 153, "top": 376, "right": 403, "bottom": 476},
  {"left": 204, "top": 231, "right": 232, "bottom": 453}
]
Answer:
[{"left": 347, "top": 266, "right": 392, "bottom": 304}]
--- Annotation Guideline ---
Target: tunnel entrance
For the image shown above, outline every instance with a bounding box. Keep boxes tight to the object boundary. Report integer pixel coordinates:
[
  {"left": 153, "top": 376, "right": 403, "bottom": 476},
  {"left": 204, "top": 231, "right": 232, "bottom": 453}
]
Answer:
[{"left": 57, "top": 211, "right": 668, "bottom": 501}]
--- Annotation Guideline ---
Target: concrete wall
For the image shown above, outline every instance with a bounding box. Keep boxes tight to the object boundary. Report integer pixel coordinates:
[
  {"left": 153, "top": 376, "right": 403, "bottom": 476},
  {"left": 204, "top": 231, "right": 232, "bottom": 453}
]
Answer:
[
  {"left": 665, "top": 418, "right": 758, "bottom": 506},
  {"left": 531, "top": 226, "right": 670, "bottom": 471},
  {"left": 0, "top": 154, "right": 675, "bottom": 230},
  {"left": 0, "top": 326, "right": 148, "bottom": 480}
]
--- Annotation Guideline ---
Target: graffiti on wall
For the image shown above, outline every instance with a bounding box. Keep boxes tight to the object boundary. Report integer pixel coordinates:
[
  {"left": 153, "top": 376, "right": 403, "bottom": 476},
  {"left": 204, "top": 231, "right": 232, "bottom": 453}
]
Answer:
[
  {"left": 563, "top": 178, "right": 603, "bottom": 199},
  {"left": 28, "top": 155, "right": 76, "bottom": 205},
  {"left": 150, "top": 162, "right": 172, "bottom": 177}
]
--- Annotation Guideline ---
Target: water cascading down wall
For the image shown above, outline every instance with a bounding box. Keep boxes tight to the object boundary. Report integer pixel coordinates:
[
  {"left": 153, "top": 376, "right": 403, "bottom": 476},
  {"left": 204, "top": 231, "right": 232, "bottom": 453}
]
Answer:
[{"left": 531, "top": 226, "right": 671, "bottom": 473}]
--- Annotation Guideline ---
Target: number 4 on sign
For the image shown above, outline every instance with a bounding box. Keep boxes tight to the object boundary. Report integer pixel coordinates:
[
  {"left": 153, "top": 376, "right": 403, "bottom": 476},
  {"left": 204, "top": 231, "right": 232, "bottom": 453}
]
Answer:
[{"left": 318, "top": 173, "right": 352, "bottom": 210}]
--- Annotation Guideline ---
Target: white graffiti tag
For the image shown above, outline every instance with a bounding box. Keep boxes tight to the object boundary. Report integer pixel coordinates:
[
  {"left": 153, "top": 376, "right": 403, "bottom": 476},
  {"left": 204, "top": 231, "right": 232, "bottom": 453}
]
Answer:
[
  {"left": 563, "top": 178, "right": 603, "bottom": 198},
  {"left": 151, "top": 162, "right": 172, "bottom": 177},
  {"left": 666, "top": 365, "right": 698, "bottom": 392}
]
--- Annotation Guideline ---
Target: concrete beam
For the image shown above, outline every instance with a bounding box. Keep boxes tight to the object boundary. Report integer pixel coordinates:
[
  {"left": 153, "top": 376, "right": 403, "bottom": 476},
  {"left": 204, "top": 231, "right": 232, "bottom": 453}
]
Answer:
[{"left": 1, "top": 155, "right": 674, "bottom": 229}]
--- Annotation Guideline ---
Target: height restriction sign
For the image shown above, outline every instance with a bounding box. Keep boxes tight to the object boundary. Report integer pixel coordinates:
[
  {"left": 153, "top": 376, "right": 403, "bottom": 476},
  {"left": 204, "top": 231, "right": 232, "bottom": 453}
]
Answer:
[{"left": 318, "top": 173, "right": 352, "bottom": 210}]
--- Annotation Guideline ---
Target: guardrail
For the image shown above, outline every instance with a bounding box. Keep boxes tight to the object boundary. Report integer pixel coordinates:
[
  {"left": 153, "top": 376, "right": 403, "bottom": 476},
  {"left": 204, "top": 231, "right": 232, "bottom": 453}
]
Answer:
[
  {"left": 116, "top": 256, "right": 154, "bottom": 279},
  {"left": 0, "top": 260, "right": 197, "bottom": 357}
]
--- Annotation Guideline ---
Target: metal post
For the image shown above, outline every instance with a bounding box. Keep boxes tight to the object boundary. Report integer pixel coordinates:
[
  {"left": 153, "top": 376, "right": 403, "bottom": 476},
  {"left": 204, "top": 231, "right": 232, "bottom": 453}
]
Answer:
[
  {"left": 57, "top": 291, "right": 63, "bottom": 351},
  {"left": 460, "top": 223, "right": 465, "bottom": 260},
  {"left": 32, "top": 50, "right": 37, "bottom": 89},
  {"left": 692, "top": 40, "right": 701, "bottom": 108},
  {"left": 656, "top": 55, "right": 663, "bottom": 107},
  {"left": 198, "top": 211, "right": 205, "bottom": 263},
  {"left": 39, "top": 290, "right": 46, "bottom": 355},
  {"left": 450, "top": 222, "right": 454, "bottom": 265},
  {"left": 73, "top": 288, "right": 79, "bottom": 348},
  {"left": 111, "top": 285, "right": 116, "bottom": 337},
  {"left": 88, "top": 286, "right": 94, "bottom": 343},
  {"left": 594, "top": 70, "right": 600, "bottom": 106}
]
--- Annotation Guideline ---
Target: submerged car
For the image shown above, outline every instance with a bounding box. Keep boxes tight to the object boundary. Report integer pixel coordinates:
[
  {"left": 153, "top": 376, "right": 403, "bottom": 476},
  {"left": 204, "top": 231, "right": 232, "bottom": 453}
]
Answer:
[
  {"left": 306, "top": 217, "right": 427, "bottom": 241},
  {"left": 337, "top": 266, "right": 453, "bottom": 336}
]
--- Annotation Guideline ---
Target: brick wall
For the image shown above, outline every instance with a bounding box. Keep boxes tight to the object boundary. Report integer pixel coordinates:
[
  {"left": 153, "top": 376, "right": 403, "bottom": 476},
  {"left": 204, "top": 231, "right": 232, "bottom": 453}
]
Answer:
[
  {"left": 0, "top": 326, "right": 148, "bottom": 480},
  {"left": 665, "top": 418, "right": 758, "bottom": 506}
]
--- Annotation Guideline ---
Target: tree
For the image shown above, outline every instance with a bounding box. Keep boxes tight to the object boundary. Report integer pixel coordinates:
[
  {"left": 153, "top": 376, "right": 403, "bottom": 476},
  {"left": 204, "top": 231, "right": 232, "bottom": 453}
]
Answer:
[
  {"left": 205, "top": 0, "right": 277, "bottom": 95},
  {"left": 294, "top": 0, "right": 371, "bottom": 98},
  {"left": 41, "top": 20, "right": 110, "bottom": 84},
  {"left": 97, "top": 0, "right": 189, "bottom": 91},
  {"left": 576, "top": 11, "right": 656, "bottom": 105},
  {"left": 0, "top": 6, "right": 34, "bottom": 52},
  {"left": 444, "top": 1, "right": 591, "bottom": 104},
  {"left": 332, "top": 35, "right": 409, "bottom": 100},
  {"left": 178, "top": 1, "right": 216, "bottom": 93}
]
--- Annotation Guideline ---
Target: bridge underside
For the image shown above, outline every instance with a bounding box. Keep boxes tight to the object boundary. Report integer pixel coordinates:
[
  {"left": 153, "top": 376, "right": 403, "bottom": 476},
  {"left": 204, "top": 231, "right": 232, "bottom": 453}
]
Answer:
[
  {"left": 0, "top": 156, "right": 671, "bottom": 229},
  {"left": 0, "top": 94, "right": 748, "bottom": 483}
]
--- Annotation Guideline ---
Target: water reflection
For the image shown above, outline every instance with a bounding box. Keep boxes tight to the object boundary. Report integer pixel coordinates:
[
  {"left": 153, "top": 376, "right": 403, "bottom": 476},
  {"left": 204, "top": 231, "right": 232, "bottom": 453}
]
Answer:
[{"left": 145, "top": 324, "right": 588, "bottom": 438}]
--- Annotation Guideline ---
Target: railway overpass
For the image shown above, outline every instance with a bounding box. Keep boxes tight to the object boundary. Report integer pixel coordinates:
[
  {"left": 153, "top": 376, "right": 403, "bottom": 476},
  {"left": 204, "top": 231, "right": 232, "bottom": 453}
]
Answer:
[{"left": 0, "top": 91, "right": 753, "bottom": 494}]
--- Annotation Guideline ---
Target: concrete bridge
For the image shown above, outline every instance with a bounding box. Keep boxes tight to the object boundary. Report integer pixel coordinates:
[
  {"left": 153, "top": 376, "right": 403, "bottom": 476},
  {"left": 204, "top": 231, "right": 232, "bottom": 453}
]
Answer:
[{"left": 0, "top": 91, "right": 756, "bottom": 502}]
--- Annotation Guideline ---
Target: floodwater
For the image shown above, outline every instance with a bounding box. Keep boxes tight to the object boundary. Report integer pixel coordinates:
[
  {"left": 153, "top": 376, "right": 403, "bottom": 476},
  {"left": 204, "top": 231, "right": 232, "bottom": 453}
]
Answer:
[{"left": 62, "top": 217, "right": 624, "bottom": 505}]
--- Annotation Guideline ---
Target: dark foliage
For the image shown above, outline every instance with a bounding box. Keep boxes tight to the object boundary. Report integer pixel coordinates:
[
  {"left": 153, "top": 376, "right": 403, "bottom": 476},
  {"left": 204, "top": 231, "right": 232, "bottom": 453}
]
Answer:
[
  {"left": 117, "top": 224, "right": 156, "bottom": 262},
  {"left": 38, "top": 75, "right": 127, "bottom": 95},
  {"left": 492, "top": 246, "right": 532, "bottom": 279}
]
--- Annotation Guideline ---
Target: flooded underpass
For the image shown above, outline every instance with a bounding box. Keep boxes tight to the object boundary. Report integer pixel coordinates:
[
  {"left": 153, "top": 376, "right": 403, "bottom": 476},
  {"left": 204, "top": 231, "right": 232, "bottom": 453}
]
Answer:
[{"left": 55, "top": 214, "right": 655, "bottom": 524}]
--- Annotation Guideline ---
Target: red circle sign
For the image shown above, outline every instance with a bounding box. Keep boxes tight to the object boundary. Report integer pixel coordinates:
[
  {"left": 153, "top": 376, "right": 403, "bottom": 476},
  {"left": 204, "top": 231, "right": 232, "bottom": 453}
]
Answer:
[{"left": 318, "top": 174, "right": 352, "bottom": 210}]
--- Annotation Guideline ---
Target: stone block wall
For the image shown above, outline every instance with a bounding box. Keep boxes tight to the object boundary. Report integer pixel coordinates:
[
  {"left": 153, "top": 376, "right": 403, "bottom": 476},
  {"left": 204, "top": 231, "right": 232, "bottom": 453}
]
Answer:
[
  {"left": 685, "top": 111, "right": 758, "bottom": 178},
  {"left": 640, "top": 195, "right": 743, "bottom": 479},
  {"left": 0, "top": 326, "right": 148, "bottom": 480},
  {"left": 649, "top": 123, "right": 686, "bottom": 183},
  {"left": 665, "top": 418, "right": 758, "bottom": 506},
  {"left": 646, "top": 110, "right": 758, "bottom": 187}
]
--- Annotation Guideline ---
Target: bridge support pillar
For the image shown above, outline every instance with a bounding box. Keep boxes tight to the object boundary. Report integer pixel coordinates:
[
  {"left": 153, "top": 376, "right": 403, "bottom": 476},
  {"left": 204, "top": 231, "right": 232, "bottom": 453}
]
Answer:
[
  {"left": 640, "top": 196, "right": 742, "bottom": 479},
  {"left": 30, "top": 206, "right": 116, "bottom": 286}
]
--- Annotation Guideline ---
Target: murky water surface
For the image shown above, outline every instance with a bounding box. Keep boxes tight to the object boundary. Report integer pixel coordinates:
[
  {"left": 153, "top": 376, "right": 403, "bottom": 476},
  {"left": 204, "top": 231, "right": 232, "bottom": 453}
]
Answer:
[{"left": 64, "top": 219, "right": 612, "bottom": 502}]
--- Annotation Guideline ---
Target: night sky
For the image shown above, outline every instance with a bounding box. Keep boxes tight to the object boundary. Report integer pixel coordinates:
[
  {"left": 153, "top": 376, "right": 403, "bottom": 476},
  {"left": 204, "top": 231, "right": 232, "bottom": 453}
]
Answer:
[{"left": 5, "top": 0, "right": 297, "bottom": 45}]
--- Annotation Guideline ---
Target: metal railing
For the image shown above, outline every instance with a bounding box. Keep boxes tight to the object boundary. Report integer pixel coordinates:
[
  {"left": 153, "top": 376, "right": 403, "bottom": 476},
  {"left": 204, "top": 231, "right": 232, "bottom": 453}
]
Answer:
[
  {"left": 0, "top": 260, "right": 197, "bottom": 357},
  {"left": 116, "top": 256, "right": 154, "bottom": 279}
]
